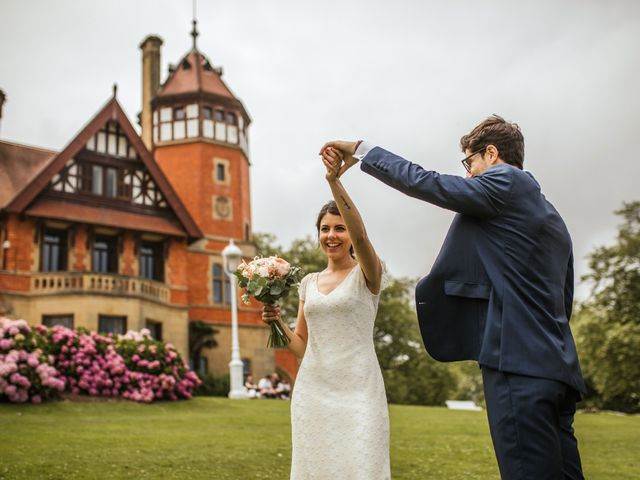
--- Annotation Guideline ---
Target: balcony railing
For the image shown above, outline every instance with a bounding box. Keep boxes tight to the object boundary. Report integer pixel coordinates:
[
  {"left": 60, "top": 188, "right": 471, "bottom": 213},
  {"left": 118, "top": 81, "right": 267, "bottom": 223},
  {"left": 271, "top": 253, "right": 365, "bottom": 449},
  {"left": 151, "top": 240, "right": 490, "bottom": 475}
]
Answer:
[{"left": 30, "top": 272, "right": 170, "bottom": 304}]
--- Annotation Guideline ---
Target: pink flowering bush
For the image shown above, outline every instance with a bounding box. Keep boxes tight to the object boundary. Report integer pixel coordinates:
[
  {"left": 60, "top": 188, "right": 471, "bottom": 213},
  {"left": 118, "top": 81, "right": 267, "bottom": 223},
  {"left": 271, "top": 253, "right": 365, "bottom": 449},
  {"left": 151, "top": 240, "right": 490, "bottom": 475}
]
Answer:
[
  {"left": 116, "top": 329, "right": 200, "bottom": 402},
  {"left": 44, "top": 326, "right": 129, "bottom": 399},
  {"left": 0, "top": 318, "right": 200, "bottom": 404},
  {"left": 0, "top": 319, "right": 66, "bottom": 403}
]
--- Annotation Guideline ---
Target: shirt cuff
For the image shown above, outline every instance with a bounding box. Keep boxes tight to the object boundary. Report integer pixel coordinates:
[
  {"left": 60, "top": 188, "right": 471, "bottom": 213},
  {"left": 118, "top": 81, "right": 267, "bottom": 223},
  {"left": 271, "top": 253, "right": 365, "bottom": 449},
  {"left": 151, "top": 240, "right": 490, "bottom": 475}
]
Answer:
[{"left": 353, "top": 140, "right": 375, "bottom": 161}]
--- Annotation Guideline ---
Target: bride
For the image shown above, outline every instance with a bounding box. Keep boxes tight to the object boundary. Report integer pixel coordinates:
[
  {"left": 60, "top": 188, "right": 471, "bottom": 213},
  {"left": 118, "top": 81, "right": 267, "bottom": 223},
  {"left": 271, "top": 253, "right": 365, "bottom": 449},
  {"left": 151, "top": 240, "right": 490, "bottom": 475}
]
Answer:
[{"left": 262, "top": 147, "right": 390, "bottom": 480}]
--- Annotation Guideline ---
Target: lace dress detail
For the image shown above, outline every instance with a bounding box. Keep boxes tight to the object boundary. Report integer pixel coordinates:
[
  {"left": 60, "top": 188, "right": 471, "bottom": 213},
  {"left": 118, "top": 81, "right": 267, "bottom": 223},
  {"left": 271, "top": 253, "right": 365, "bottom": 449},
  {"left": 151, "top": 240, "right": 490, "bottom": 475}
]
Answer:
[{"left": 290, "top": 264, "right": 390, "bottom": 480}]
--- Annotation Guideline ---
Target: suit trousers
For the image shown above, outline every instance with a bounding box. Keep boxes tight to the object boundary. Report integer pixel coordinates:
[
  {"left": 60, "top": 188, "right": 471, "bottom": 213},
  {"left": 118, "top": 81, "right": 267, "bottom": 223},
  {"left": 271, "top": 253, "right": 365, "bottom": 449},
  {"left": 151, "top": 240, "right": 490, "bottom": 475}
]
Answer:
[{"left": 481, "top": 366, "right": 584, "bottom": 480}]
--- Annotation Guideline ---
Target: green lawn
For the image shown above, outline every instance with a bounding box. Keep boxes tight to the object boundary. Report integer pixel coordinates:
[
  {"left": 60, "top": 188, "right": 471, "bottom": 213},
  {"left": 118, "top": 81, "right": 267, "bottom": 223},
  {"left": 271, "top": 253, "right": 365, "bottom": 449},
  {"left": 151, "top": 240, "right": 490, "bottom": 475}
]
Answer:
[{"left": 0, "top": 398, "right": 638, "bottom": 479}]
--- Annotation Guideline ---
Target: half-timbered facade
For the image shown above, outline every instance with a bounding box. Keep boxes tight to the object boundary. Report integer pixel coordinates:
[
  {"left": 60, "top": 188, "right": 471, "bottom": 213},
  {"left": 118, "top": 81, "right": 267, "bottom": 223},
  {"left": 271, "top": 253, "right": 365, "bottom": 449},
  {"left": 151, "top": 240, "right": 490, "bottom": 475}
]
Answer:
[{"left": 0, "top": 26, "right": 299, "bottom": 382}]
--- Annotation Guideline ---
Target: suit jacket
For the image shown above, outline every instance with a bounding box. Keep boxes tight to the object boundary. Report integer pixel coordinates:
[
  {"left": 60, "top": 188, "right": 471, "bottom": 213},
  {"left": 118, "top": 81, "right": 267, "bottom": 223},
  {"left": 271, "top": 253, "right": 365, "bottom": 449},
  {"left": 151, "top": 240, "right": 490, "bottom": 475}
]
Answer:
[{"left": 361, "top": 146, "right": 585, "bottom": 393}]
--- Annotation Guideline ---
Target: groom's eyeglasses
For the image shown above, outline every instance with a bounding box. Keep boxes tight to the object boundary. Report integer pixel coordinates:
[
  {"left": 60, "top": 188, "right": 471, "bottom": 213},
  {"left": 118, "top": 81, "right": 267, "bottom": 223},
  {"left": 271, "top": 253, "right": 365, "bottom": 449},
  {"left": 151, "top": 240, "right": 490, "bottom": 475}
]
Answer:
[{"left": 461, "top": 147, "right": 486, "bottom": 173}]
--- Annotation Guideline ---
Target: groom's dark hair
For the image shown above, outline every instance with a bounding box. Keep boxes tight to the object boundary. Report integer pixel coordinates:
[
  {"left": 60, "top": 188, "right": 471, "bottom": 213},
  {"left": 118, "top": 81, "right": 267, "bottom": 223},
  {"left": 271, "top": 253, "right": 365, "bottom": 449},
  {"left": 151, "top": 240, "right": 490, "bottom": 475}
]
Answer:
[
  {"left": 460, "top": 114, "right": 525, "bottom": 169},
  {"left": 316, "top": 201, "right": 355, "bottom": 258}
]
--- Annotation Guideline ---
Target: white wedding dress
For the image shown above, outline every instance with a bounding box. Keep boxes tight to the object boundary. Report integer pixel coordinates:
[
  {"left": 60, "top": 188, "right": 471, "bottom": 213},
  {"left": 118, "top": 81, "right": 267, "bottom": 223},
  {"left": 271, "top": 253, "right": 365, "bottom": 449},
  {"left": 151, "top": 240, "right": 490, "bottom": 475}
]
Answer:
[{"left": 291, "top": 264, "right": 390, "bottom": 480}]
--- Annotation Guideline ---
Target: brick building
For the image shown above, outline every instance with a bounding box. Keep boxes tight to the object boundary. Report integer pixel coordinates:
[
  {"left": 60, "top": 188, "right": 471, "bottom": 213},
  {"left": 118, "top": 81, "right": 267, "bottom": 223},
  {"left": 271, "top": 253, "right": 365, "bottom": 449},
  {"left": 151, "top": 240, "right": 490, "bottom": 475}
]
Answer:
[{"left": 0, "top": 25, "right": 298, "bottom": 382}]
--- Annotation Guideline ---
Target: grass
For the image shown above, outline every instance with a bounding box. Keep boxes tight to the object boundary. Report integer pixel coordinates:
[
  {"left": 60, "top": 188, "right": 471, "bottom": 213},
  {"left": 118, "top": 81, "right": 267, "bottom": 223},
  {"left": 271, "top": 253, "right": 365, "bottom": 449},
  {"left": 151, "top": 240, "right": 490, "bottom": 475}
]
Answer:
[{"left": 0, "top": 398, "right": 638, "bottom": 479}]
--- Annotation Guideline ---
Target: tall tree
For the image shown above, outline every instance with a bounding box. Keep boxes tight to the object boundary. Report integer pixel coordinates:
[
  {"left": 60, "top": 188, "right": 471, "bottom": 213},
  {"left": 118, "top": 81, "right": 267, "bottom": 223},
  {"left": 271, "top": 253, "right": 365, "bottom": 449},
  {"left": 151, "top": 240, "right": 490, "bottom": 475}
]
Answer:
[
  {"left": 375, "top": 277, "right": 457, "bottom": 405},
  {"left": 575, "top": 201, "right": 640, "bottom": 412}
]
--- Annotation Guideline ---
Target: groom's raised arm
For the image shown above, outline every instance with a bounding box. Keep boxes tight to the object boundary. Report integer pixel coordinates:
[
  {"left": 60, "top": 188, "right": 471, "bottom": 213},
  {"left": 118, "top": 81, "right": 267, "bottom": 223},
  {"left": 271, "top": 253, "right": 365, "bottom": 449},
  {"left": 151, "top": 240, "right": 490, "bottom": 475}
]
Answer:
[{"left": 356, "top": 144, "right": 514, "bottom": 218}]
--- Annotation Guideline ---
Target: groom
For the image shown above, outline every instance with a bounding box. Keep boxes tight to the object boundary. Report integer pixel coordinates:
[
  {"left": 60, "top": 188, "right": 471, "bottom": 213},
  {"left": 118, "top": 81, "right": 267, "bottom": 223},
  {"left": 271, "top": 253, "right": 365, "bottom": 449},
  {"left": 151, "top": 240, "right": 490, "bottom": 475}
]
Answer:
[{"left": 321, "top": 115, "right": 585, "bottom": 479}]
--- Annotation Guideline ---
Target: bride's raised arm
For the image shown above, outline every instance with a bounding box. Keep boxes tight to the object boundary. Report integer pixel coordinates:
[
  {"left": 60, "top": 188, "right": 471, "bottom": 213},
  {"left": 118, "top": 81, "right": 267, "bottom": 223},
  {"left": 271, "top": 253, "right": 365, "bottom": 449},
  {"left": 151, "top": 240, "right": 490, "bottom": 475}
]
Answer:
[{"left": 321, "top": 147, "right": 382, "bottom": 294}]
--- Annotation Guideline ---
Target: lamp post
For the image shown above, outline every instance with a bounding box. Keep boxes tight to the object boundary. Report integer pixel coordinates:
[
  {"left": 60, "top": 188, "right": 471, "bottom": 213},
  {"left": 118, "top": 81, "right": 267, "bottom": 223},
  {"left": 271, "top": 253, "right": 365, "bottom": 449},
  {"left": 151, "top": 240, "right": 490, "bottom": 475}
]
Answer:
[{"left": 222, "top": 239, "right": 248, "bottom": 399}]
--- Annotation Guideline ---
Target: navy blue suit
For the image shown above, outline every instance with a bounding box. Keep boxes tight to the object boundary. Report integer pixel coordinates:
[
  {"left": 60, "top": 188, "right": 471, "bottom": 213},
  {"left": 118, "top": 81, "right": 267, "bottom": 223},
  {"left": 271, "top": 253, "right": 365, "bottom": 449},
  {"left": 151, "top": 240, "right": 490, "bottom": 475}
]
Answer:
[{"left": 360, "top": 146, "right": 585, "bottom": 479}]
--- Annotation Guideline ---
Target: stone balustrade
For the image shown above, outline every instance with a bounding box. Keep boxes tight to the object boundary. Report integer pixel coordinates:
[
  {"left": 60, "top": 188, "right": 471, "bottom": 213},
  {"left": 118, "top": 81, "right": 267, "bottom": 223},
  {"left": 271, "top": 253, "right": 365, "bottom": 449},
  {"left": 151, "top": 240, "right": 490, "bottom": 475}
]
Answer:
[{"left": 30, "top": 272, "right": 170, "bottom": 304}]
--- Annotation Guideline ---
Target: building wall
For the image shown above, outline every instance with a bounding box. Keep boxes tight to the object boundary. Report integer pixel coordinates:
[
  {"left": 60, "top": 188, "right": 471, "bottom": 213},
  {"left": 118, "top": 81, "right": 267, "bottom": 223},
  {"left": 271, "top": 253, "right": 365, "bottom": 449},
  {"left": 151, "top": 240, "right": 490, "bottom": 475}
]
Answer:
[
  {"left": 2, "top": 291, "right": 190, "bottom": 356},
  {"left": 154, "top": 141, "right": 251, "bottom": 240}
]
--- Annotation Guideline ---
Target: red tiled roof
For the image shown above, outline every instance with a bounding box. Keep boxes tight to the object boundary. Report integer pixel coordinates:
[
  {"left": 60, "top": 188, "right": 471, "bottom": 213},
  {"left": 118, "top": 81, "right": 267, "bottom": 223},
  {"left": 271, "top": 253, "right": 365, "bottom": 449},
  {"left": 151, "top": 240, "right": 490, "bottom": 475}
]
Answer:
[
  {"left": 157, "top": 50, "right": 237, "bottom": 99},
  {"left": 0, "top": 141, "right": 56, "bottom": 208},
  {"left": 26, "top": 198, "right": 187, "bottom": 237}
]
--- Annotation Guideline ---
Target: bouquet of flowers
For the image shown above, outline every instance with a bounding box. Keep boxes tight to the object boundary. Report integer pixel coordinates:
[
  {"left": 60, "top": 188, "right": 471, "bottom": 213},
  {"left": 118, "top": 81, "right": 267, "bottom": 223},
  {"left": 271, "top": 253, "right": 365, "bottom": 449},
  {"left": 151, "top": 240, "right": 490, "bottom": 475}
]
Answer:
[{"left": 235, "top": 256, "right": 303, "bottom": 348}]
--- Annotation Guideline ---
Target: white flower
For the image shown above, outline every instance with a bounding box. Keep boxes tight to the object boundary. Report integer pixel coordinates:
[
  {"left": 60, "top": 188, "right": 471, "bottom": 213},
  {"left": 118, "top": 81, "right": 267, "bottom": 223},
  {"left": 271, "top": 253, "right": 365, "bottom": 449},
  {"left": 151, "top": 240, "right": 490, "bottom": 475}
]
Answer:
[{"left": 257, "top": 265, "right": 270, "bottom": 278}]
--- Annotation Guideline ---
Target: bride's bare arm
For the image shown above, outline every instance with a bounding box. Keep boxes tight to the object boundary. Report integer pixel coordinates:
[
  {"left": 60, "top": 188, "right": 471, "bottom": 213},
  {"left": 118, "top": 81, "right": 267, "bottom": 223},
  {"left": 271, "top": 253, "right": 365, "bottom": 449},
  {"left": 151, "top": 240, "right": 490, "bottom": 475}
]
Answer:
[
  {"left": 322, "top": 148, "right": 382, "bottom": 294},
  {"left": 262, "top": 302, "right": 307, "bottom": 359}
]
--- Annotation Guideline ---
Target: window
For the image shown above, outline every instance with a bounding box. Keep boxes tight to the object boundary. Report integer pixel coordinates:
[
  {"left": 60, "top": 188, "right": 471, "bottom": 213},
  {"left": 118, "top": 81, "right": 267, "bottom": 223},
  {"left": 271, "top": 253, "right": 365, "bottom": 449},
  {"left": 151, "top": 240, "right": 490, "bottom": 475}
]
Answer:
[
  {"left": 82, "top": 164, "right": 123, "bottom": 199},
  {"left": 145, "top": 319, "right": 163, "bottom": 340},
  {"left": 203, "top": 107, "right": 213, "bottom": 119},
  {"left": 174, "top": 107, "right": 186, "bottom": 120},
  {"left": 216, "top": 163, "right": 226, "bottom": 182},
  {"left": 140, "top": 242, "right": 164, "bottom": 281},
  {"left": 92, "top": 165, "right": 103, "bottom": 195},
  {"left": 212, "top": 263, "right": 231, "bottom": 305},
  {"left": 213, "top": 110, "right": 225, "bottom": 122},
  {"left": 160, "top": 107, "right": 173, "bottom": 141},
  {"left": 93, "top": 235, "right": 118, "bottom": 273},
  {"left": 42, "top": 314, "right": 74, "bottom": 329},
  {"left": 198, "top": 357, "right": 209, "bottom": 375},
  {"left": 98, "top": 315, "right": 126, "bottom": 335},
  {"left": 41, "top": 228, "right": 68, "bottom": 272},
  {"left": 156, "top": 104, "right": 199, "bottom": 141},
  {"left": 186, "top": 104, "right": 199, "bottom": 138},
  {"left": 242, "top": 358, "right": 252, "bottom": 377},
  {"left": 86, "top": 121, "right": 136, "bottom": 159},
  {"left": 106, "top": 168, "right": 118, "bottom": 197},
  {"left": 226, "top": 112, "right": 237, "bottom": 125}
]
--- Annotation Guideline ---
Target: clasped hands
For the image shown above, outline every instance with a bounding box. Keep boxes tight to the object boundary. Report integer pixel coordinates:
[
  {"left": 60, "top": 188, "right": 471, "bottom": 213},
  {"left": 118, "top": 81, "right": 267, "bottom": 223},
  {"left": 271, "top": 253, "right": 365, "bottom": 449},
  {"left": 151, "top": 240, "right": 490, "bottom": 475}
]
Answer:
[{"left": 319, "top": 140, "right": 360, "bottom": 181}]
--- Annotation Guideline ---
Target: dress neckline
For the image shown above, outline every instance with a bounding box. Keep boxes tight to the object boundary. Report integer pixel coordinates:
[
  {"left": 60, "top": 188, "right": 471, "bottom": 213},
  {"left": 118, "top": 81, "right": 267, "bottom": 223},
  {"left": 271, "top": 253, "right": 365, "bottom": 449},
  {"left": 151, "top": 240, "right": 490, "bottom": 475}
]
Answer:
[{"left": 314, "top": 264, "right": 359, "bottom": 297}]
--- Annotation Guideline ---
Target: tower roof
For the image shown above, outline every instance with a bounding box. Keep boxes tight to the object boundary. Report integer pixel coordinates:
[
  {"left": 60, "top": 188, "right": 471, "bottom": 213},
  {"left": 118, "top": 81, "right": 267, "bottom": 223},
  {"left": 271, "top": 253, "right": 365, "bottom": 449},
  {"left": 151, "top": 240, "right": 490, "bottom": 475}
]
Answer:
[
  {"left": 157, "top": 49, "right": 235, "bottom": 100},
  {"left": 153, "top": 24, "right": 250, "bottom": 124}
]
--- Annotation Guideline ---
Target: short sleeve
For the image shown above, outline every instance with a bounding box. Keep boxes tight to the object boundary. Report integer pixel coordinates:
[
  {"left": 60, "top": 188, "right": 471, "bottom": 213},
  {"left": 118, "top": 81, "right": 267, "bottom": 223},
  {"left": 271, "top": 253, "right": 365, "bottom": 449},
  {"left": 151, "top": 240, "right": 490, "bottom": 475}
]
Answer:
[
  {"left": 298, "top": 273, "right": 312, "bottom": 302},
  {"left": 379, "top": 260, "right": 391, "bottom": 291}
]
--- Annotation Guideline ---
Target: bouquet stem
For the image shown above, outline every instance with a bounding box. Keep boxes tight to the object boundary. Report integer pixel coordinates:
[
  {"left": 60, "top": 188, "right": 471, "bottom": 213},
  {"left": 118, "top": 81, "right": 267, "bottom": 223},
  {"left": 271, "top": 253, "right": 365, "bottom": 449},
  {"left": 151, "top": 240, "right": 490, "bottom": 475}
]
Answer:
[{"left": 266, "top": 320, "right": 290, "bottom": 348}]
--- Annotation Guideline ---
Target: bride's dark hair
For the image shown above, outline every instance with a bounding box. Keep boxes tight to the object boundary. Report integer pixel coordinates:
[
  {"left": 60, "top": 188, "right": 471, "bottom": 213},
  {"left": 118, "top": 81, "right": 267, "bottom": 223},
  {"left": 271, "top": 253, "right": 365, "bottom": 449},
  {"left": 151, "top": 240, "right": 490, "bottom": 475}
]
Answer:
[{"left": 315, "top": 201, "right": 355, "bottom": 258}]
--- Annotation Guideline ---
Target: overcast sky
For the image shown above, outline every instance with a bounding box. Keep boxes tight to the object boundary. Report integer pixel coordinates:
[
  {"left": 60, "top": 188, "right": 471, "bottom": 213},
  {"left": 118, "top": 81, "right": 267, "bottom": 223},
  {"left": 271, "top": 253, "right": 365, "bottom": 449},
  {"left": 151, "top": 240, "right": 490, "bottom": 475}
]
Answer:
[{"left": 1, "top": 0, "right": 638, "bottom": 299}]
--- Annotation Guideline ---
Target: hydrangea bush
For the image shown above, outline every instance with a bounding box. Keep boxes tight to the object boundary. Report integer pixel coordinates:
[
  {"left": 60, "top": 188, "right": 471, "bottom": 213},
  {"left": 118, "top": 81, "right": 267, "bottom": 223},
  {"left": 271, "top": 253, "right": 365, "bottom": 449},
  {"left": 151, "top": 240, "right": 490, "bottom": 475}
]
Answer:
[
  {"left": 0, "top": 319, "right": 66, "bottom": 403},
  {"left": 0, "top": 318, "right": 200, "bottom": 404}
]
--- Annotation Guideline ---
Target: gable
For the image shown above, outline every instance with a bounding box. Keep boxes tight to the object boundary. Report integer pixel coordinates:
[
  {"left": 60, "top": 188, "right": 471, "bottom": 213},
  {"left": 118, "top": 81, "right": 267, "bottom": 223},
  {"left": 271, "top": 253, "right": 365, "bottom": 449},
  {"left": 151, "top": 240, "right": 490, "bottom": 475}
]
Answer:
[
  {"left": 4, "top": 96, "right": 202, "bottom": 239},
  {"left": 49, "top": 120, "right": 168, "bottom": 210}
]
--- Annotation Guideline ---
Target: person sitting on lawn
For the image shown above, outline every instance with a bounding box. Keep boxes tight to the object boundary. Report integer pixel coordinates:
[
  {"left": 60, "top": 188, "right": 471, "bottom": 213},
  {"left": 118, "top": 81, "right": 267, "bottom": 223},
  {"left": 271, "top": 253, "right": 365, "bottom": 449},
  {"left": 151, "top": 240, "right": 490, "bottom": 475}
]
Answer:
[
  {"left": 257, "top": 374, "right": 276, "bottom": 398},
  {"left": 244, "top": 375, "right": 259, "bottom": 398},
  {"left": 276, "top": 378, "right": 291, "bottom": 400}
]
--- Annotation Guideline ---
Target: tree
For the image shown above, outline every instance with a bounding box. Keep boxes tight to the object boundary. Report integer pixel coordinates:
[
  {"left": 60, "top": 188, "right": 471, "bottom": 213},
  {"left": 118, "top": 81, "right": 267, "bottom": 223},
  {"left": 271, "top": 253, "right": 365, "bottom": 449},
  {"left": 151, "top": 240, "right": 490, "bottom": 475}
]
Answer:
[
  {"left": 254, "top": 231, "right": 458, "bottom": 405},
  {"left": 575, "top": 201, "right": 640, "bottom": 412},
  {"left": 375, "top": 277, "right": 457, "bottom": 405},
  {"left": 188, "top": 321, "right": 220, "bottom": 375}
]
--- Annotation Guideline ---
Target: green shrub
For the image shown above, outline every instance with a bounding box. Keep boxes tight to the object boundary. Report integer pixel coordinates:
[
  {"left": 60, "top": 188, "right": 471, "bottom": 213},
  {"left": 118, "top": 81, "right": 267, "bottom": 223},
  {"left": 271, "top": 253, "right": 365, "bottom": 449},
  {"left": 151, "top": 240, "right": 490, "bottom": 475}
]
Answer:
[{"left": 194, "top": 373, "right": 230, "bottom": 397}]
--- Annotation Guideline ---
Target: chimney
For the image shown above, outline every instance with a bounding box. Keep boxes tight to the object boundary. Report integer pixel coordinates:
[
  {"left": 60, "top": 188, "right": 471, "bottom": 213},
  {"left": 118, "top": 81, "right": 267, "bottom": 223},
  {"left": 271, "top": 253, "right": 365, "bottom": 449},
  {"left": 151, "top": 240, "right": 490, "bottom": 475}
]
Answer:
[
  {"left": 139, "top": 36, "right": 163, "bottom": 150},
  {"left": 0, "top": 90, "right": 6, "bottom": 138}
]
